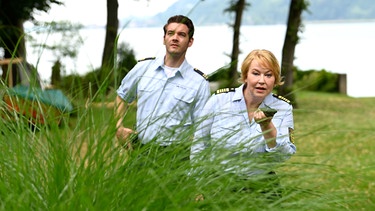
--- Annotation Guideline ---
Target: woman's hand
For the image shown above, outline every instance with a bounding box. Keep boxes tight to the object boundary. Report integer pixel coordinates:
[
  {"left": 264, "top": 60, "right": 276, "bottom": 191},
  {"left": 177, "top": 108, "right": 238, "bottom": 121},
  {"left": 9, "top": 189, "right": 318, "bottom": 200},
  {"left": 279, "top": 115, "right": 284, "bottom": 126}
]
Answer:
[
  {"left": 254, "top": 109, "right": 277, "bottom": 148},
  {"left": 254, "top": 109, "right": 272, "bottom": 126}
]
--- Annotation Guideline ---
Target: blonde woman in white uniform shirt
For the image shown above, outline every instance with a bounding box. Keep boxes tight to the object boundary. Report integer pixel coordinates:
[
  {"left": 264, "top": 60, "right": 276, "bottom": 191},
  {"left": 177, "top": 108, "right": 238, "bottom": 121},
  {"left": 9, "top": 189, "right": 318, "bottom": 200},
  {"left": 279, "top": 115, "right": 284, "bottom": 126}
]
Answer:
[{"left": 191, "top": 49, "right": 296, "bottom": 179}]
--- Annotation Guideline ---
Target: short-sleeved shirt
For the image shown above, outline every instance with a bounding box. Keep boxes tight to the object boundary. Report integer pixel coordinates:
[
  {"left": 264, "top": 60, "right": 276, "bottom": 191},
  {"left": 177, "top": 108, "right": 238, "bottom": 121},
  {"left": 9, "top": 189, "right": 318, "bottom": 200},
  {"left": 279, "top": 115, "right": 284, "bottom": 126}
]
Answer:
[
  {"left": 117, "top": 56, "right": 210, "bottom": 145},
  {"left": 191, "top": 84, "right": 296, "bottom": 175}
]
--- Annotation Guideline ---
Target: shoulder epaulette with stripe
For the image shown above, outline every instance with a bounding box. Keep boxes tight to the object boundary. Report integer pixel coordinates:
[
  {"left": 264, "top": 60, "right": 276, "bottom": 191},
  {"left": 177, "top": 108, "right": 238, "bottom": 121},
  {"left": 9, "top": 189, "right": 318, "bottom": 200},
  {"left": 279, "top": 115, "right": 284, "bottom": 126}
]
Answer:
[
  {"left": 193, "top": 68, "right": 208, "bottom": 80},
  {"left": 272, "top": 93, "right": 291, "bottom": 104},
  {"left": 215, "top": 87, "right": 236, "bottom": 95},
  {"left": 137, "top": 57, "right": 156, "bottom": 62}
]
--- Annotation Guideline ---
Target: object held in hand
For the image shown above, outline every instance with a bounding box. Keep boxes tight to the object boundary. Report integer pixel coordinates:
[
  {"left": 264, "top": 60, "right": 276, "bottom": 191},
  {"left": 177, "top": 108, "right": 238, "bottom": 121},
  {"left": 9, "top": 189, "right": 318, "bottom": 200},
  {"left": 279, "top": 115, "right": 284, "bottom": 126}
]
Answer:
[{"left": 260, "top": 107, "right": 277, "bottom": 117}]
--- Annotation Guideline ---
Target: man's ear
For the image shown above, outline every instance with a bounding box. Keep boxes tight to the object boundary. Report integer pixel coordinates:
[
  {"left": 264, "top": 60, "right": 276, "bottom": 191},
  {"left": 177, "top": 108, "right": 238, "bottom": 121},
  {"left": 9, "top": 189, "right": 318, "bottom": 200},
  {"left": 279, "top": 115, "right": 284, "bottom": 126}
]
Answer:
[{"left": 188, "top": 37, "right": 194, "bottom": 47}]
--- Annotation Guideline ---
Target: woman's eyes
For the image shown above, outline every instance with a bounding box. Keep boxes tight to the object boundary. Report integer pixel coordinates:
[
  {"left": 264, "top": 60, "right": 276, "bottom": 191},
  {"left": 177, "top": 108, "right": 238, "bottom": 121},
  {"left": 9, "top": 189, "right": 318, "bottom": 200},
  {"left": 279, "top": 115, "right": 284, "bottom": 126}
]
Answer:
[
  {"left": 252, "top": 72, "right": 273, "bottom": 77},
  {"left": 265, "top": 73, "right": 273, "bottom": 77}
]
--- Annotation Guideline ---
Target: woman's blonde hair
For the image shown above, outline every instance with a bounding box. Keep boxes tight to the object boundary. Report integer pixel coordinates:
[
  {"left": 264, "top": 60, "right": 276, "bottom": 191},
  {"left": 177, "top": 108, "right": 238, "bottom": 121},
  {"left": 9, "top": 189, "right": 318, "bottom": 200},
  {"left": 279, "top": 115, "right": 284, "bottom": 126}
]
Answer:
[{"left": 240, "top": 49, "right": 284, "bottom": 86}]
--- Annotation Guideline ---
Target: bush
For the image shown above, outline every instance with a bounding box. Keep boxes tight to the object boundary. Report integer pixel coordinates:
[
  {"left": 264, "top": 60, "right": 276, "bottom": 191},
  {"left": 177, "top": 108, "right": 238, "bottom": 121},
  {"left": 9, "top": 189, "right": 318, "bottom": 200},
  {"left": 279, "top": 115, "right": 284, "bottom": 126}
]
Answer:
[
  {"left": 59, "top": 42, "right": 137, "bottom": 100},
  {"left": 294, "top": 69, "right": 340, "bottom": 92}
]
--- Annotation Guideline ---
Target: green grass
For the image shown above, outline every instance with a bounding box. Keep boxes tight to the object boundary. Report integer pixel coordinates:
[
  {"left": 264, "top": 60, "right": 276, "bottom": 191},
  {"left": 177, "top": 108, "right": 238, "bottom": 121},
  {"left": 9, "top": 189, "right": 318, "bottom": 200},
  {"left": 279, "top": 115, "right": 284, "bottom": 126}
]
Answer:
[
  {"left": 281, "top": 91, "right": 375, "bottom": 210},
  {"left": 0, "top": 90, "right": 374, "bottom": 210}
]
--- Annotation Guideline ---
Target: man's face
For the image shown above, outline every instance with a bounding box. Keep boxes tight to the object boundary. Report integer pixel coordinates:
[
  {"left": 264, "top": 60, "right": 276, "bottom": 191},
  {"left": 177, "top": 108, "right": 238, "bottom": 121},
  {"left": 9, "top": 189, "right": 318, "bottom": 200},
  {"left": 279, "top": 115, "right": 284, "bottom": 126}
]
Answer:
[{"left": 163, "top": 23, "right": 193, "bottom": 56}]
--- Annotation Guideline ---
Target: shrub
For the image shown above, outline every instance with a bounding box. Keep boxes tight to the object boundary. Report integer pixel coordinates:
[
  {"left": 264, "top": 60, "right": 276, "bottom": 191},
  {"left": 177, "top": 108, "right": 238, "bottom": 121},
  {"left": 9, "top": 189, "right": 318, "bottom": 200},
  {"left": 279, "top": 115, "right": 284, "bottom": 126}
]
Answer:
[{"left": 294, "top": 69, "right": 340, "bottom": 92}]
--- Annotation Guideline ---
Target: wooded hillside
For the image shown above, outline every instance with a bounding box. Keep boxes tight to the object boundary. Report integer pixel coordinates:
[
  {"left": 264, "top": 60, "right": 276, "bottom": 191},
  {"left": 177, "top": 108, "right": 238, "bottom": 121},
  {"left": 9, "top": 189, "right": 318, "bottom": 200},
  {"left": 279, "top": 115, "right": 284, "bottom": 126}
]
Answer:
[{"left": 125, "top": 0, "right": 375, "bottom": 27}]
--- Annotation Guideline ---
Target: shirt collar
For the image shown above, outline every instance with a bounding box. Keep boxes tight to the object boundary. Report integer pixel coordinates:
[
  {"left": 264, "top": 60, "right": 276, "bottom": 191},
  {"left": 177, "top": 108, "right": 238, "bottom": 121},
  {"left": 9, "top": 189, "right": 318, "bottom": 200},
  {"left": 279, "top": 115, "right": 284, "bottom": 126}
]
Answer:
[
  {"left": 232, "top": 84, "right": 274, "bottom": 108},
  {"left": 155, "top": 56, "right": 191, "bottom": 78},
  {"left": 260, "top": 93, "right": 275, "bottom": 108},
  {"left": 177, "top": 59, "right": 191, "bottom": 78},
  {"left": 232, "top": 84, "right": 245, "bottom": 102}
]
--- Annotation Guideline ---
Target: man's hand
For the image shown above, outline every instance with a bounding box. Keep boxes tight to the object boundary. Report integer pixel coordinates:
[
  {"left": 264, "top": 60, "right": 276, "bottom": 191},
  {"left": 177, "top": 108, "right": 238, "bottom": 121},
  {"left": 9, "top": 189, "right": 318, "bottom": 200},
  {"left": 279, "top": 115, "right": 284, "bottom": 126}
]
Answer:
[{"left": 116, "top": 126, "right": 136, "bottom": 148}]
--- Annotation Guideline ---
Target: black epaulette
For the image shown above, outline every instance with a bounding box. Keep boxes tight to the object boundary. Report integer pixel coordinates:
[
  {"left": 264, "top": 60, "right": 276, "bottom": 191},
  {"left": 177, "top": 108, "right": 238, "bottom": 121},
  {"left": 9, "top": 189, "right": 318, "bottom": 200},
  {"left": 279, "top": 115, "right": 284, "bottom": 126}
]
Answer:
[
  {"left": 193, "top": 68, "right": 208, "bottom": 80},
  {"left": 137, "top": 57, "right": 156, "bottom": 62},
  {"left": 272, "top": 93, "right": 291, "bottom": 104},
  {"left": 215, "top": 87, "right": 236, "bottom": 95}
]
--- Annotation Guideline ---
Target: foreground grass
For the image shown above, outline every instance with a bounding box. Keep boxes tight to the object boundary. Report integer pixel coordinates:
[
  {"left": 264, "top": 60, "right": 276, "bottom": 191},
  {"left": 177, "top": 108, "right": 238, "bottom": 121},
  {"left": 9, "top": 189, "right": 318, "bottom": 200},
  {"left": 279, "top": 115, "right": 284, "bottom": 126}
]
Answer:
[{"left": 0, "top": 90, "right": 374, "bottom": 210}]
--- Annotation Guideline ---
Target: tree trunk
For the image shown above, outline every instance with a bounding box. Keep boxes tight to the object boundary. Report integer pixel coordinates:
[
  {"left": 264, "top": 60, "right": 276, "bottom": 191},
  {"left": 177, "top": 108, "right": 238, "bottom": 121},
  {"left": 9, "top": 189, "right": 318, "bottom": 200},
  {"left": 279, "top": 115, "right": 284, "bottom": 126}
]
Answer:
[
  {"left": 278, "top": 0, "right": 308, "bottom": 104},
  {"left": 51, "top": 60, "right": 62, "bottom": 87},
  {"left": 1, "top": 18, "right": 27, "bottom": 86},
  {"left": 228, "top": 0, "right": 246, "bottom": 87},
  {"left": 100, "top": 0, "right": 119, "bottom": 82}
]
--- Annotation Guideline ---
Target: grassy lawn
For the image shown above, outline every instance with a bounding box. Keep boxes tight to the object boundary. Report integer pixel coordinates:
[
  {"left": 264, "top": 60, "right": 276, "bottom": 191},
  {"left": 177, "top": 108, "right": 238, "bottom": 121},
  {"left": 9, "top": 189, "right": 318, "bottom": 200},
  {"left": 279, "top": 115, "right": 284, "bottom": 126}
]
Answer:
[
  {"left": 0, "top": 90, "right": 374, "bottom": 210},
  {"left": 281, "top": 91, "right": 375, "bottom": 209}
]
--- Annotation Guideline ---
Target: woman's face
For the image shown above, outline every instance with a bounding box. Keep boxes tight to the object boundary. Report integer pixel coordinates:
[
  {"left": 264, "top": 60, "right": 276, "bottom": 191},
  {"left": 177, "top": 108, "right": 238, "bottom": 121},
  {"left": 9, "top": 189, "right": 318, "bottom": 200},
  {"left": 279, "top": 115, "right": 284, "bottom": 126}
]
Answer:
[{"left": 244, "top": 59, "right": 276, "bottom": 100}]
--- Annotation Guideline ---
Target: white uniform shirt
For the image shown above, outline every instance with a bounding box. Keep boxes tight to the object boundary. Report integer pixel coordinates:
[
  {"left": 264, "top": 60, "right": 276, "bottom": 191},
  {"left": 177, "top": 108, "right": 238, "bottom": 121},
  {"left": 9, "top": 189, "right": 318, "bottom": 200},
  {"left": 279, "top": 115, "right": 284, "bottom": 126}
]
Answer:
[
  {"left": 191, "top": 84, "right": 296, "bottom": 175},
  {"left": 117, "top": 56, "right": 210, "bottom": 145}
]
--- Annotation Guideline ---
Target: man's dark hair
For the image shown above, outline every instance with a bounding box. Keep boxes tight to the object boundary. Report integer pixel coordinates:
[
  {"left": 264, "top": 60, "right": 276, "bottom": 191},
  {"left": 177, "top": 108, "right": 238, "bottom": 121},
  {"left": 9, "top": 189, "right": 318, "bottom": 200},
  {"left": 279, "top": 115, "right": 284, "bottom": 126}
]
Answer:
[{"left": 163, "top": 15, "right": 195, "bottom": 38}]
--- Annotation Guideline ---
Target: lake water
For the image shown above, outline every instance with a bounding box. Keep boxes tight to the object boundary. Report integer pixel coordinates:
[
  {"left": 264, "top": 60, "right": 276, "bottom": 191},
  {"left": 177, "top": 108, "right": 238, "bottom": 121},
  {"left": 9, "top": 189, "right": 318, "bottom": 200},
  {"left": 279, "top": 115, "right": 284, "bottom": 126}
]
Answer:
[{"left": 27, "top": 21, "right": 375, "bottom": 97}]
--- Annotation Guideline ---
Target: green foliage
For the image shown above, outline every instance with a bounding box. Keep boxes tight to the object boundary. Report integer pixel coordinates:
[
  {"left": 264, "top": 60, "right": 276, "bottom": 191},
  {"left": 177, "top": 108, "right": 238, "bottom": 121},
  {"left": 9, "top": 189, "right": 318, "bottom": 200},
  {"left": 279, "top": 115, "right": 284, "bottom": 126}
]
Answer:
[
  {"left": 0, "top": 0, "right": 62, "bottom": 22},
  {"left": 1, "top": 90, "right": 374, "bottom": 210},
  {"left": 294, "top": 69, "right": 340, "bottom": 92},
  {"left": 60, "top": 74, "right": 85, "bottom": 101},
  {"left": 207, "top": 65, "right": 241, "bottom": 89},
  {"left": 0, "top": 0, "right": 62, "bottom": 59},
  {"left": 115, "top": 42, "right": 137, "bottom": 87},
  {"left": 30, "top": 21, "right": 84, "bottom": 60},
  {"left": 50, "top": 60, "right": 62, "bottom": 87},
  {"left": 27, "top": 21, "right": 84, "bottom": 87},
  {"left": 207, "top": 66, "right": 230, "bottom": 81},
  {"left": 57, "top": 41, "right": 136, "bottom": 100},
  {"left": 224, "top": 0, "right": 250, "bottom": 13}
]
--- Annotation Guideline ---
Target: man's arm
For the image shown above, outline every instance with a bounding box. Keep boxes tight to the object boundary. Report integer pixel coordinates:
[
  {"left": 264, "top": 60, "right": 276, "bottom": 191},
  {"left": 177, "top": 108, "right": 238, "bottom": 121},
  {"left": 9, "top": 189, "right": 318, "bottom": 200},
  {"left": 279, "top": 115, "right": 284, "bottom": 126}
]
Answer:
[{"left": 115, "top": 95, "right": 135, "bottom": 147}]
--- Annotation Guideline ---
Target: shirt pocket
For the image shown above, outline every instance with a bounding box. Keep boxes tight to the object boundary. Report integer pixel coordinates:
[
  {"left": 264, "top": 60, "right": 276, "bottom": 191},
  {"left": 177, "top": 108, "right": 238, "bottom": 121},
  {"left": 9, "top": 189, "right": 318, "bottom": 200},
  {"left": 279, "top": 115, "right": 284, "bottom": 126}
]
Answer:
[
  {"left": 137, "top": 77, "right": 162, "bottom": 102},
  {"left": 161, "top": 85, "right": 196, "bottom": 125},
  {"left": 173, "top": 85, "right": 196, "bottom": 104},
  {"left": 212, "top": 112, "right": 243, "bottom": 141},
  {"left": 138, "top": 77, "right": 160, "bottom": 92}
]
